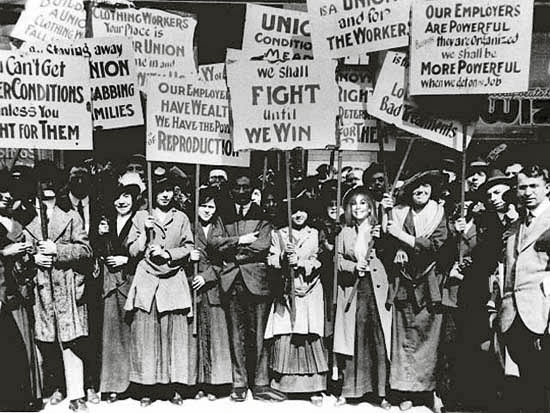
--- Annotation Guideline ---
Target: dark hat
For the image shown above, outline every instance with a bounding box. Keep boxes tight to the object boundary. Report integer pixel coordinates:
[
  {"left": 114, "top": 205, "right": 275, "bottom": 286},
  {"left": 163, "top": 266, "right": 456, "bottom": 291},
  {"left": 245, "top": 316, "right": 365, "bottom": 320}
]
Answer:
[
  {"left": 127, "top": 153, "right": 146, "bottom": 166},
  {"left": 440, "top": 158, "right": 457, "bottom": 173},
  {"left": 362, "top": 162, "right": 385, "bottom": 185},
  {"left": 396, "top": 170, "right": 443, "bottom": 203},
  {"left": 33, "top": 160, "right": 60, "bottom": 194},
  {"left": 282, "top": 182, "right": 311, "bottom": 213},
  {"left": 114, "top": 172, "right": 144, "bottom": 200},
  {"left": 479, "top": 169, "right": 511, "bottom": 193},
  {"left": 468, "top": 156, "right": 488, "bottom": 172},
  {"left": 152, "top": 166, "right": 173, "bottom": 190}
]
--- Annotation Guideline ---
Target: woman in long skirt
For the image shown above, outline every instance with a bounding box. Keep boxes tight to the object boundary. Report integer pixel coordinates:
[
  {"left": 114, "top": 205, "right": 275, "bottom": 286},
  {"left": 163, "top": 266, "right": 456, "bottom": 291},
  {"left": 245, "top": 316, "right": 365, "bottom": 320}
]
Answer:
[
  {"left": 96, "top": 173, "right": 143, "bottom": 402},
  {"left": 124, "top": 167, "right": 196, "bottom": 407},
  {"left": 333, "top": 187, "right": 391, "bottom": 408},
  {"left": 264, "top": 194, "right": 328, "bottom": 405},
  {"left": 189, "top": 187, "right": 232, "bottom": 400},
  {"left": 386, "top": 171, "right": 448, "bottom": 411}
]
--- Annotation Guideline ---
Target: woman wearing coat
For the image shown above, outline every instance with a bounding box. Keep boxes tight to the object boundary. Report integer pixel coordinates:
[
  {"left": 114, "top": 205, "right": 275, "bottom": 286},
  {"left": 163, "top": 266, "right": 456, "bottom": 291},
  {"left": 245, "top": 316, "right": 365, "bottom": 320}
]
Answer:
[
  {"left": 24, "top": 163, "right": 92, "bottom": 412},
  {"left": 188, "top": 187, "right": 232, "bottom": 400},
  {"left": 333, "top": 187, "right": 391, "bottom": 408},
  {"left": 0, "top": 171, "right": 41, "bottom": 411},
  {"left": 96, "top": 173, "right": 143, "bottom": 402},
  {"left": 124, "top": 168, "right": 196, "bottom": 407},
  {"left": 386, "top": 171, "right": 448, "bottom": 411},
  {"left": 264, "top": 193, "right": 328, "bottom": 405}
]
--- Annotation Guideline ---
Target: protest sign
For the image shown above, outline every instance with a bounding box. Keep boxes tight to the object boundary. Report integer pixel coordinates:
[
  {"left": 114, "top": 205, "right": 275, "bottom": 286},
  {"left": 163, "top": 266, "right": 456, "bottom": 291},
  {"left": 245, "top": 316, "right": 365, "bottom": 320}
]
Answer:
[
  {"left": 367, "top": 51, "right": 475, "bottom": 151},
  {"left": 242, "top": 4, "right": 313, "bottom": 61},
  {"left": 146, "top": 77, "right": 249, "bottom": 167},
  {"left": 307, "top": 0, "right": 411, "bottom": 59},
  {"left": 199, "top": 63, "right": 226, "bottom": 84},
  {"left": 336, "top": 66, "right": 395, "bottom": 151},
  {"left": 410, "top": 0, "right": 534, "bottom": 95},
  {"left": 24, "top": 37, "right": 144, "bottom": 130},
  {"left": 0, "top": 51, "right": 92, "bottom": 150},
  {"left": 92, "top": 7, "right": 197, "bottom": 88},
  {"left": 11, "top": 0, "right": 86, "bottom": 43},
  {"left": 227, "top": 59, "right": 338, "bottom": 151}
]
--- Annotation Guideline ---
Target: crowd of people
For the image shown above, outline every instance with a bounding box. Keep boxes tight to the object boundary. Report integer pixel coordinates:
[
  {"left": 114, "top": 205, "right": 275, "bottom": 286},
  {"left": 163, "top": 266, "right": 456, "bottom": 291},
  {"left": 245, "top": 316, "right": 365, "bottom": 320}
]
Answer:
[{"left": 0, "top": 150, "right": 548, "bottom": 413}]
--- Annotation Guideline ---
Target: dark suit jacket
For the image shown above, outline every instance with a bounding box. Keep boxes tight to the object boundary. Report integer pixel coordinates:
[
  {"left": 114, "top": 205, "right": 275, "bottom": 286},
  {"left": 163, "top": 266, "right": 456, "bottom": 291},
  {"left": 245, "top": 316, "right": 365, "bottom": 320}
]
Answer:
[
  {"left": 211, "top": 203, "right": 272, "bottom": 296},
  {"left": 194, "top": 217, "right": 224, "bottom": 305}
]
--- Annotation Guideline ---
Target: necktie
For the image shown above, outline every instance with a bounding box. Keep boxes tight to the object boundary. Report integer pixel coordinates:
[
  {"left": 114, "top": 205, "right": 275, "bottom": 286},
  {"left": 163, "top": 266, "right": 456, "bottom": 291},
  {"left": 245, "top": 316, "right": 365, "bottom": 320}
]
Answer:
[
  {"left": 525, "top": 212, "right": 533, "bottom": 228},
  {"left": 237, "top": 205, "right": 244, "bottom": 219},
  {"left": 77, "top": 200, "right": 85, "bottom": 229}
]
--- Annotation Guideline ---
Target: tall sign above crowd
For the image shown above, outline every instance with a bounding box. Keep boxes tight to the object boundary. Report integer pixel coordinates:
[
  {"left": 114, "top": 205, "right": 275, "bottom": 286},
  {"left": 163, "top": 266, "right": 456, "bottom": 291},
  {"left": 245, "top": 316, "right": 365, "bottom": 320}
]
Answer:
[
  {"left": 92, "top": 7, "right": 197, "bottom": 88},
  {"left": 23, "top": 37, "right": 144, "bottom": 130},
  {"left": 146, "top": 76, "right": 249, "bottom": 167},
  {"left": 307, "top": 0, "right": 411, "bottom": 59},
  {"left": 227, "top": 59, "right": 339, "bottom": 151},
  {"left": 12, "top": 0, "right": 86, "bottom": 43},
  {"left": 0, "top": 51, "right": 93, "bottom": 150},
  {"left": 410, "top": 0, "right": 534, "bottom": 95},
  {"left": 367, "top": 51, "right": 475, "bottom": 151},
  {"left": 336, "top": 66, "right": 395, "bottom": 151},
  {"left": 242, "top": 4, "right": 313, "bottom": 61}
]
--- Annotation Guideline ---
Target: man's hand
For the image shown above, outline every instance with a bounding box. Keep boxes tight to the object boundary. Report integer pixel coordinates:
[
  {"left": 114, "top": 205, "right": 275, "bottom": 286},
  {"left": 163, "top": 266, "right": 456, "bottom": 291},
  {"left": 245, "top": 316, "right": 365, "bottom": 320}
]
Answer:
[
  {"left": 189, "top": 249, "right": 200, "bottom": 262},
  {"left": 38, "top": 240, "right": 57, "bottom": 256},
  {"left": 35, "top": 253, "right": 53, "bottom": 269},
  {"left": 380, "top": 193, "right": 394, "bottom": 210},
  {"left": 105, "top": 256, "right": 129, "bottom": 268},
  {"left": 3, "top": 242, "right": 30, "bottom": 257},
  {"left": 454, "top": 217, "right": 466, "bottom": 233},
  {"left": 192, "top": 275, "right": 206, "bottom": 290},
  {"left": 238, "top": 231, "right": 259, "bottom": 245}
]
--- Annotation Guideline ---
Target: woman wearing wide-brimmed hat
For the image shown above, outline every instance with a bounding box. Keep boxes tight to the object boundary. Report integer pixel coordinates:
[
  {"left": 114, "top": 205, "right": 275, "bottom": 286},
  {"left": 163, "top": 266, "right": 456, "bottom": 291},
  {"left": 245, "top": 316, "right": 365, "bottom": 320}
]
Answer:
[
  {"left": 264, "top": 188, "right": 328, "bottom": 405},
  {"left": 95, "top": 172, "right": 144, "bottom": 402},
  {"left": 333, "top": 187, "right": 391, "bottom": 408},
  {"left": 124, "top": 166, "right": 196, "bottom": 406},
  {"left": 386, "top": 170, "right": 448, "bottom": 411}
]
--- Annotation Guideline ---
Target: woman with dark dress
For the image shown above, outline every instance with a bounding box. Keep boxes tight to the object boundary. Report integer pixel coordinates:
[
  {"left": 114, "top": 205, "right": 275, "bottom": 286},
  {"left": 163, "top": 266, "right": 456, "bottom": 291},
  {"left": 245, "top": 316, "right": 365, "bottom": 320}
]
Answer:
[
  {"left": 188, "top": 187, "right": 232, "bottom": 400},
  {"left": 333, "top": 187, "right": 391, "bottom": 408},
  {"left": 0, "top": 171, "right": 42, "bottom": 411},
  {"left": 96, "top": 173, "right": 143, "bottom": 402},
  {"left": 386, "top": 172, "right": 448, "bottom": 411}
]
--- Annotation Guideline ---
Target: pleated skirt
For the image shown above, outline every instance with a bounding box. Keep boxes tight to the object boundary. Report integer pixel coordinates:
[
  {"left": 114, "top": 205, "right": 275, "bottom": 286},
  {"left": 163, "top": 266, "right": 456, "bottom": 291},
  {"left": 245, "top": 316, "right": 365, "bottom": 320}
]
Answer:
[
  {"left": 270, "top": 334, "right": 328, "bottom": 393},
  {"left": 129, "top": 299, "right": 197, "bottom": 385}
]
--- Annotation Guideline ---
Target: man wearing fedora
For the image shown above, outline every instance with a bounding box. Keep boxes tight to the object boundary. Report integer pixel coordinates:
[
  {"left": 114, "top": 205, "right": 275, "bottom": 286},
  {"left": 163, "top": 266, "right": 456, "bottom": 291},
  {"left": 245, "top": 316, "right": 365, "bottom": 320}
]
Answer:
[{"left": 498, "top": 164, "right": 550, "bottom": 413}]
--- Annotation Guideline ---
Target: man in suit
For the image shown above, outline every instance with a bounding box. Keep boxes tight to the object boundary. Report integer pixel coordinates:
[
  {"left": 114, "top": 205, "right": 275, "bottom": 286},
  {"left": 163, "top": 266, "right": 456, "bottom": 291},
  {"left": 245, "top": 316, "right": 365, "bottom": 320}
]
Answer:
[
  {"left": 57, "top": 162, "right": 101, "bottom": 405},
  {"left": 498, "top": 164, "right": 550, "bottom": 413},
  {"left": 211, "top": 173, "right": 286, "bottom": 402}
]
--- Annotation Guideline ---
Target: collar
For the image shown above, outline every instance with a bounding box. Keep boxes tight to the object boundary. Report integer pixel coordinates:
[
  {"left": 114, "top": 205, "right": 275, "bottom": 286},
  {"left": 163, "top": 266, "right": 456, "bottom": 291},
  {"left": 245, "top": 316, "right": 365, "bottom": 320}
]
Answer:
[
  {"left": 69, "top": 192, "right": 89, "bottom": 207},
  {"left": 235, "top": 202, "right": 252, "bottom": 213},
  {"left": 529, "top": 197, "right": 550, "bottom": 218}
]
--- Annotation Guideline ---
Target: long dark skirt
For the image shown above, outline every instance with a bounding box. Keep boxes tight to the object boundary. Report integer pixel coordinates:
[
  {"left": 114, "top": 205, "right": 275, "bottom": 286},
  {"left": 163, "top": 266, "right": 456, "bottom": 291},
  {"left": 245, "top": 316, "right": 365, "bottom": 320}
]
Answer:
[
  {"left": 197, "top": 297, "right": 232, "bottom": 385},
  {"left": 270, "top": 334, "right": 328, "bottom": 393},
  {"left": 100, "top": 290, "right": 131, "bottom": 393},
  {"left": 129, "top": 300, "right": 197, "bottom": 385},
  {"left": 390, "top": 301, "right": 443, "bottom": 392},
  {"left": 340, "top": 278, "right": 389, "bottom": 398},
  {"left": 0, "top": 307, "right": 33, "bottom": 410}
]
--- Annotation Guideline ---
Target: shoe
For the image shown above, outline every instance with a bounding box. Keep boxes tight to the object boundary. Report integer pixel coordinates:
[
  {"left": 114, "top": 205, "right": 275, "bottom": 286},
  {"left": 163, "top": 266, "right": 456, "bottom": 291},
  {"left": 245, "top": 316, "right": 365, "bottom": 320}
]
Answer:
[
  {"left": 107, "top": 393, "right": 118, "bottom": 403},
  {"left": 207, "top": 393, "right": 217, "bottom": 401},
  {"left": 140, "top": 397, "right": 152, "bottom": 408},
  {"left": 335, "top": 396, "right": 346, "bottom": 406},
  {"left": 170, "top": 392, "right": 184, "bottom": 406},
  {"left": 68, "top": 399, "right": 88, "bottom": 412},
  {"left": 381, "top": 399, "right": 392, "bottom": 410},
  {"left": 86, "top": 388, "right": 100, "bottom": 404},
  {"left": 50, "top": 389, "right": 65, "bottom": 405},
  {"left": 400, "top": 400, "right": 413, "bottom": 411},
  {"left": 310, "top": 395, "right": 323, "bottom": 407},
  {"left": 230, "top": 388, "right": 248, "bottom": 402},
  {"left": 252, "top": 386, "right": 287, "bottom": 402},
  {"left": 195, "top": 390, "right": 205, "bottom": 400}
]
